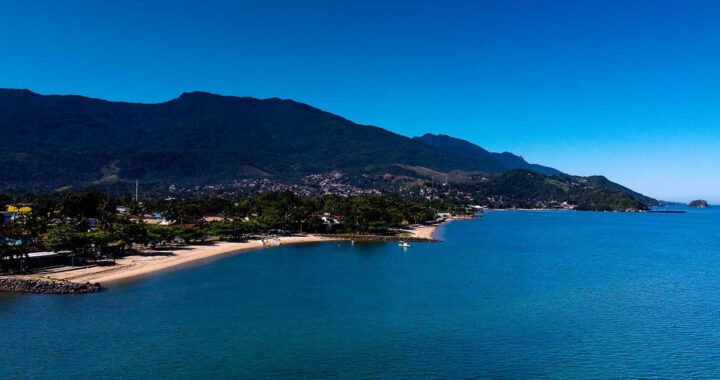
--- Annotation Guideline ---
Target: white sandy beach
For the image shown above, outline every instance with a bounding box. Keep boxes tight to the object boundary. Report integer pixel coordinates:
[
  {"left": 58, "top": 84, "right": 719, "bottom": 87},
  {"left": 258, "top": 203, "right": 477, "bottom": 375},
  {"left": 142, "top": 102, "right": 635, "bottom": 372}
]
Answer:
[
  {"left": 409, "top": 224, "right": 439, "bottom": 239},
  {"left": 31, "top": 235, "right": 339, "bottom": 284},
  {"left": 24, "top": 221, "right": 451, "bottom": 285}
]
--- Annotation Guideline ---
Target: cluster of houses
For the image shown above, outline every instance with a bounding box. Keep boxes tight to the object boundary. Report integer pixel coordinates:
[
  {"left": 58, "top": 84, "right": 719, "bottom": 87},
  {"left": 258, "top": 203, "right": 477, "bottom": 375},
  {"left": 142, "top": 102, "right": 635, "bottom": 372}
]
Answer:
[
  {"left": 308, "top": 213, "right": 344, "bottom": 230},
  {"left": 2, "top": 205, "right": 33, "bottom": 245},
  {"left": 116, "top": 206, "right": 224, "bottom": 228},
  {"left": 398, "top": 182, "right": 476, "bottom": 201},
  {"left": 2, "top": 206, "right": 32, "bottom": 263},
  {"left": 2, "top": 205, "right": 32, "bottom": 225},
  {"left": 162, "top": 172, "right": 382, "bottom": 198},
  {"left": 302, "top": 173, "right": 382, "bottom": 197}
]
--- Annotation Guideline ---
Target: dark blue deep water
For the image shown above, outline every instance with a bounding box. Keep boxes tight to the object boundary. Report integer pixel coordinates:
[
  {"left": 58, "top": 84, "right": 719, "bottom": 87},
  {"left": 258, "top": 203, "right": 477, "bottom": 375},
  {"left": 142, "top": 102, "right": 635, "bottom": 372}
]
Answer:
[{"left": 3, "top": 208, "right": 720, "bottom": 379}]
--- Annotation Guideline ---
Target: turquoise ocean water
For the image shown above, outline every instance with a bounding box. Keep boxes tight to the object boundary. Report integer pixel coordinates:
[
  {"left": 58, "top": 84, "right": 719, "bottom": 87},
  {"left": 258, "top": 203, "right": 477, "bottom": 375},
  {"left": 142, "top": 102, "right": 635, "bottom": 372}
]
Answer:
[{"left": 2, "top": 207, "right": 720, "bottom": 378}]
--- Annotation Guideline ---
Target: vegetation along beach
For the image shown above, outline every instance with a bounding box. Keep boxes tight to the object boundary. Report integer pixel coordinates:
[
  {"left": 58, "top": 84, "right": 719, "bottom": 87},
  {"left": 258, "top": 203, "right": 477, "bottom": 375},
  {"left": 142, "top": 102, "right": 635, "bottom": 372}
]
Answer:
[{"left": 1, "top": 190, "right": 459, "bottom": 291}]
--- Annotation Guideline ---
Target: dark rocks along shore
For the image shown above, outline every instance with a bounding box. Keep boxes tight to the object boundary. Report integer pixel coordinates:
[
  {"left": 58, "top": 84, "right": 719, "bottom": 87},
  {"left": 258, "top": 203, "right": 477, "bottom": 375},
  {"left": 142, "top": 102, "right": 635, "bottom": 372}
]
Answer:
[{"left": 0, "top": 277, "right": 102, "bottom": 294}]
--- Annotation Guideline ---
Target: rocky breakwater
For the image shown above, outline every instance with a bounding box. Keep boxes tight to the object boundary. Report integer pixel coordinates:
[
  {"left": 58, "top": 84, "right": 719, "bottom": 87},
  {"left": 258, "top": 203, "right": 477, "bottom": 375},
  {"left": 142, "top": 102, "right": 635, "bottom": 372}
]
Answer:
[{"left": 0, "top": 277, "right": 102, "bottom": 294}]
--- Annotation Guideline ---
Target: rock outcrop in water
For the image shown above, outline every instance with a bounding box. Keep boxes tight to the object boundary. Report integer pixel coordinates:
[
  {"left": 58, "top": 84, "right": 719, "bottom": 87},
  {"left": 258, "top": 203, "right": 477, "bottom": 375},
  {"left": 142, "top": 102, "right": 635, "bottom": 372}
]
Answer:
[
  {"left": 0, "top": 278, "right": 102, "bottom": 294},
  {"left": 689, "top": 200, "right": 709, "bottom": 208}
]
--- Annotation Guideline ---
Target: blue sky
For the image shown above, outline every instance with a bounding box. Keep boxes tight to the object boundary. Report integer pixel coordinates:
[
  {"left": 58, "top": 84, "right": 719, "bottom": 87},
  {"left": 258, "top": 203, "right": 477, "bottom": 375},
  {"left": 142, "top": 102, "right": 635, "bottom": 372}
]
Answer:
[{"left": 2, "top": 0, "right": 719, "bottom": 202}]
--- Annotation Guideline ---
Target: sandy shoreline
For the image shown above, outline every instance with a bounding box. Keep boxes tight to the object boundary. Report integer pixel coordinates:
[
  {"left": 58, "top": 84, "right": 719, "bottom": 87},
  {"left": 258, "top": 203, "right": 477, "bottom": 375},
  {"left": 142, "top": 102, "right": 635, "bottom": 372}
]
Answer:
[
  {"left": 414, "top": 216, "right": 473, "bottom": 239},
  {"left": 409, "top": 224, "right": 439, "bottom": 239},
  {"left": 28, "top": 235, "right": 340, "bottom": 285},
  {"left": 22, "top": 219, "right": 457, "bottom": 286}
]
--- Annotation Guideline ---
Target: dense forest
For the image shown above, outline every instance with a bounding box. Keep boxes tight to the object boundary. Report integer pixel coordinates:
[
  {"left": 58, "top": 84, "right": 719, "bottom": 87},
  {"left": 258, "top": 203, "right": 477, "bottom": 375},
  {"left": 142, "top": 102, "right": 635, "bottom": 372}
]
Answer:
[
  {"left": 463, "top": 170, "right": 654, "bottom": 210},
  {"left": 0, "top": 89, "right": 561, "bottom": 191}
]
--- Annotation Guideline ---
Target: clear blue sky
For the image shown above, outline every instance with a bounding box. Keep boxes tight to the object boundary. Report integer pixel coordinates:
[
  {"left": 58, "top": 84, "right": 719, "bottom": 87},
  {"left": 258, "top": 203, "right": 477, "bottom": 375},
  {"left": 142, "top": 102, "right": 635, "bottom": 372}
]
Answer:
[{"left": 2, "top": 0, "right": 719, "bottom": 202}]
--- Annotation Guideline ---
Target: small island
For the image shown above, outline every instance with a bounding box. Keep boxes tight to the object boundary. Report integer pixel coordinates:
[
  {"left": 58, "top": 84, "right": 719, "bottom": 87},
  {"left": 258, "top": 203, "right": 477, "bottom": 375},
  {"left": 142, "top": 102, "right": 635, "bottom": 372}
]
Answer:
[{"left": 689, "top": 199, "right": 709, "bottom": 208}]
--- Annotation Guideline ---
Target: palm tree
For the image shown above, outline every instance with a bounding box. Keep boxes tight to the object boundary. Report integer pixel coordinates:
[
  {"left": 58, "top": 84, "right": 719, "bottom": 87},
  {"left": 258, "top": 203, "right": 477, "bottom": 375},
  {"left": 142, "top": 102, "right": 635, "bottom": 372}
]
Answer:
[{"left": 96, "top": 198, "right": 117, "bottom": 230}]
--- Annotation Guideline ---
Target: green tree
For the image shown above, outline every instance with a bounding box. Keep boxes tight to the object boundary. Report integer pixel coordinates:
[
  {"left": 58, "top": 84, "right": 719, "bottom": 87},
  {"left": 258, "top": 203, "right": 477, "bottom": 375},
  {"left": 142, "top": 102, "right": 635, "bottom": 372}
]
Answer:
[
  {"left": 146, "top": 225, "right": 176, "bottom": 248},
  {"left": 96, "top": 197, "right": 117, "bottom": 230},
  {"left": 47, "top": 224, "right": 91, "bottom": 254},
  {"left": 209, "top": 222, "right": 245, "bottom": 241},
  {"left": 116, "top": 220, "right": 148, "bottom": 250}
]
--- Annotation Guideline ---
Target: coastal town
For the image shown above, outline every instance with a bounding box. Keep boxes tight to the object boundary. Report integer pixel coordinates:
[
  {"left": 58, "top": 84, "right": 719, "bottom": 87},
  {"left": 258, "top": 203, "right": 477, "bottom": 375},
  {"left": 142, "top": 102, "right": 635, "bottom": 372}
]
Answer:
[
  {"left": 146, "top": 170, "right": 585, "bottom": 210},
  {"left": 168, "top": 172, "right": 383, "bottom": 198},
  {"left": 2, "top": 163, "right": 665, "bottom": 294},
  {"left": 0, "top": 188, "right": 475, "bottom": 293}
]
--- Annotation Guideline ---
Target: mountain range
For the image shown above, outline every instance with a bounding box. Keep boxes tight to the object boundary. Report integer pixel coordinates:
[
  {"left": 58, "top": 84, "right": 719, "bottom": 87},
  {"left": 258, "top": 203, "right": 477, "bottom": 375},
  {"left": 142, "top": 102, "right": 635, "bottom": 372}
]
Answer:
[
  {"left": 412, "top": 133, "right": 562, "bottom": 176},
  {"left": 0, "top": 89, "right": 656, "bottom": 208},
  {"left": 0, "top": 89, "right": 558, "bottom": 186}
]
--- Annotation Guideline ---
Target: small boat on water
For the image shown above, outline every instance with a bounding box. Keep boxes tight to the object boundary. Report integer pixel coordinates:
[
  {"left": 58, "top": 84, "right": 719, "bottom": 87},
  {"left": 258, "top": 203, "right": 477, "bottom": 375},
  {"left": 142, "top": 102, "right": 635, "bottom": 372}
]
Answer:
[{"left": 398, "top": 241, "right": 411, "bottom": 248}]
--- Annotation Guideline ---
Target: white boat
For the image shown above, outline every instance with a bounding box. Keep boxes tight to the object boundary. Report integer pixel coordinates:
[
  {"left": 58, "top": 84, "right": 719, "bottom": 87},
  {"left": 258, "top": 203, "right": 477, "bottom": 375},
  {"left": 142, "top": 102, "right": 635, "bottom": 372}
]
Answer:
[{"left": 398, "top": 241, "right": 411, "bottom": 248}]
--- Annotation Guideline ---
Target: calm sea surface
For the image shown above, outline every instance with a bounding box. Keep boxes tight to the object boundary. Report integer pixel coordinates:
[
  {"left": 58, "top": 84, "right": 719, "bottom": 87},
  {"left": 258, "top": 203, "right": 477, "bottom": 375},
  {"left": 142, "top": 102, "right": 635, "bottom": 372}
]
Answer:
[{"left": 2, "top": 207, "right": 720, "bottom": 379}]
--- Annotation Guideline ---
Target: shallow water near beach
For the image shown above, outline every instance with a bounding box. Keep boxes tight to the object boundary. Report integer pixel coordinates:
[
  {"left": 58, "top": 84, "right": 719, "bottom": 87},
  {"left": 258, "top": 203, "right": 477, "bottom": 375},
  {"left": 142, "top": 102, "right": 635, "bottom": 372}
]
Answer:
[{"left": 3, "top": 207, "right": 720, "bottom": 378}]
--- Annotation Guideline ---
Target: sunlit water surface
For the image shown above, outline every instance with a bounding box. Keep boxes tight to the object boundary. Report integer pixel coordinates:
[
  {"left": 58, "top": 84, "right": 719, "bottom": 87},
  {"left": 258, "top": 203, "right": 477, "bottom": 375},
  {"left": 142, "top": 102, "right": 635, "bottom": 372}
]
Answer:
[{"left": 2, "top": 207, "right": 720, "bottom": 378}]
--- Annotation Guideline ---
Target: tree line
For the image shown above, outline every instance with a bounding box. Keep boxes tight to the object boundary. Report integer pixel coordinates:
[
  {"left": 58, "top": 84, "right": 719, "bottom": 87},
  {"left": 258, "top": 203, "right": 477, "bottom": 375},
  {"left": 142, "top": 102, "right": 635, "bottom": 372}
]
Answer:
[{"left": 1, "top": 190, "right": 468, "bottom": 271}]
